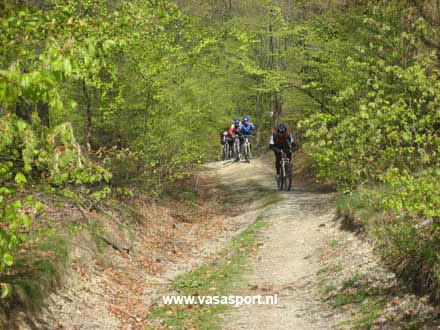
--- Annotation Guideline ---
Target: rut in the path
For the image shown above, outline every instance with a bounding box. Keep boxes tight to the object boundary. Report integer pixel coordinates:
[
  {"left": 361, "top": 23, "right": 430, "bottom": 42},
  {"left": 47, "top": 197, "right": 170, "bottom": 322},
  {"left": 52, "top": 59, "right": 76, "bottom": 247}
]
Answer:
[{"left": 214, "top": 159, "right": 342, "bottom": 330}]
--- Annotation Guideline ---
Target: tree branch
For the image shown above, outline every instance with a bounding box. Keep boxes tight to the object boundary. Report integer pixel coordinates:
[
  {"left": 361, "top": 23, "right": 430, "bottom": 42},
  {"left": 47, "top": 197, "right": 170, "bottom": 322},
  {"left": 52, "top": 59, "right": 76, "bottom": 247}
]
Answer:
[{"left": 285, "top": 83, "right": 334, "bottom": 115}]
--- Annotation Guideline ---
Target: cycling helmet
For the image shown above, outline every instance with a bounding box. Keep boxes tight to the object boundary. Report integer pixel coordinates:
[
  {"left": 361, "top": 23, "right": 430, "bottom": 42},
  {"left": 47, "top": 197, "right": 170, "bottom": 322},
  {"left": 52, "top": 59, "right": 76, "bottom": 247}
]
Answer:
[
  {"left": 242, "top": 115, "right": 250, "bottom": 122},
  {"left": 234, "top": 118, "right": 241, "bottom": 126},
  {"left": 277, "top": 123, "right": 287, "bottom": 133}
]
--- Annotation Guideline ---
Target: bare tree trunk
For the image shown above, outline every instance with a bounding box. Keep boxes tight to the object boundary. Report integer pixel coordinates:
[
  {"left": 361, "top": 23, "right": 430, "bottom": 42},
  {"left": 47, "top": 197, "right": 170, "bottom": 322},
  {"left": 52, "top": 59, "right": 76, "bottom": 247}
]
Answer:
[
  {"left": 269, "top": 7, "right": 282, "bottom": 123},
  {"left": 255, "top": 93, "right": 264, "bottom": 148},
  {"left": 269, "top": 17, "right": 274, "bottom": 69},
  {"left": 274, "top": 93, "right": 282, "bottom": 123}
]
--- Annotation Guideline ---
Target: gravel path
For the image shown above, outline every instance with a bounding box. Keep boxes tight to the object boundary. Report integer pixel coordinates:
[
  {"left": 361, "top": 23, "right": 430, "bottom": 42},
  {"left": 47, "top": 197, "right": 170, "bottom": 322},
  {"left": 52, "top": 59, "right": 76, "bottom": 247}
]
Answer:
[{"left": 213, "top": 159, "right": 342, "bottom": 330}]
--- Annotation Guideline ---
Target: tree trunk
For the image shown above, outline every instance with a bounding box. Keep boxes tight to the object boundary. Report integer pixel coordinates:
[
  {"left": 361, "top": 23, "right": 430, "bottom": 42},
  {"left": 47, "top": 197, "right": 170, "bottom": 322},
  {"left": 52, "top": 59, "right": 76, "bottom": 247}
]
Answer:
[
  {"left": 82, "top": 79, "right": 92, "bottom": 146},
  {"left": 273, "top": 93, "right": 282, "bottom": 123},
  {"left": 255, "top": 93, "right": 264, "bottom": 148},
  {"left": 37, "top": 101, "right": 50, "bottom": 127},
  {"left": 15, "top": 100, "right": 32, "bottom": 122},
  {"left": 268, "top": 6, "right": 283, "bottom": 124}
]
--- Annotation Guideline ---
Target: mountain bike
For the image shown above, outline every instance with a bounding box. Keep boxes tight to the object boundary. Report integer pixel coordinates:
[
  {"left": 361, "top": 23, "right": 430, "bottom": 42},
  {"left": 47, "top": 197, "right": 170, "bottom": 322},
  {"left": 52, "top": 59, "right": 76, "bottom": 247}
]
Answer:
[
  {"left": 242, "top": 135, "right": 252, "bottom": 163},
  {"left": 221, "top": 135, "right": 232, "bottom": 161},
  {"left": 277, "top": 149, "right": 292, "bottom": 191},
  {"left": 221, "top": 141, "right": 230, "bottom": 160},
  {"left": 233, "top": 135, "right": 241, "bottom": 162}
]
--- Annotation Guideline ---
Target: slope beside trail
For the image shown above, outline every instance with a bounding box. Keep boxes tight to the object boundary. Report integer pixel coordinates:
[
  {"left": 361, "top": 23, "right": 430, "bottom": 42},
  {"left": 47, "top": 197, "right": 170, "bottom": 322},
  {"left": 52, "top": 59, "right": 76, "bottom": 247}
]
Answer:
[{"left": 209, "top": 158, "right": 343, "bottom": 329}]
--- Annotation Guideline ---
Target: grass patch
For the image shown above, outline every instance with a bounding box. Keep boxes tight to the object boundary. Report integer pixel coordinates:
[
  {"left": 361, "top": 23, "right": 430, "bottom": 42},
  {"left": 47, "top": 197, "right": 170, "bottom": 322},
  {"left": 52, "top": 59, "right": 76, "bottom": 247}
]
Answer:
[
  {"left": 336, "top": 190, "right": 383, "bottom": 232},
  {"left": 88, "top": 220, "right": 108, "bottom": 253},
  {"left": 322, "top": 273, "right": 386, "bottom": 328},
  {"left": 0, "top": 228, "right": 68, "bottom": 326},
  {"left": 357, "top": 298, "right": 387, "bottom": 329},
  {"left": 329, "top": 239, "right": 339, "bottom": 249},
  {"left": 324, "top": 283, "right": 337, "bottom": 294},
  {"left": 318, "top": 262, "right": 343, "bottom": 275},
  {"left": 235, "top": 186, "right": 282, "bottom": 208},
  {"left": 260, "top": 191, "right": 284, "bottom": 208},
  {"left": 147, "top": 216, "right": 268, "bottom": 329}
]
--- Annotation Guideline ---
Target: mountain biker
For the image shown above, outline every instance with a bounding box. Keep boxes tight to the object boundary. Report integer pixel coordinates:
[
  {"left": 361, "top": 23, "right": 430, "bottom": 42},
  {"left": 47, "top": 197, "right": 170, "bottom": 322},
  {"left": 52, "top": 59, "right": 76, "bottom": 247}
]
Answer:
[
  {"left": 220, "top": 127, "right": 233, "bottom": 148},
  {"left": 228, "top": 118, "right": 243, "bottom": 144},
  {"left": 228, "top": 118, "right": 242, "bottom": 136},
  {"left": 220, "top": 128, "right": 231, "bottom": 145},
  {"left": 241, "top": 115, "right": 255, "bottom": 136},
  {"left": 220, "top": 127, "right": 233, "bottom": 160},
  {"left": 241, "top": 115, "right": 255, "bottom": 155},
  {"left": 269, "top": 123, "right": 298, "bottom": 177},
  {"left": 228, "top": 118, "right": 244, "bottom": 161}
]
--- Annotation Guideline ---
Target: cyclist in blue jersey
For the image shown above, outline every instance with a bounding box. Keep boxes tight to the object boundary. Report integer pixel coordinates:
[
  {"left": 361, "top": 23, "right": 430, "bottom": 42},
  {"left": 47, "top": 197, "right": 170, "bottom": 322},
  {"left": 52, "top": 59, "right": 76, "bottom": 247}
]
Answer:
[
  {"left": 241, "top": 115, "right": 255, "bottom": 136},
  {"left": 241, "top": 115, "right": 255, "bottom": 151}
]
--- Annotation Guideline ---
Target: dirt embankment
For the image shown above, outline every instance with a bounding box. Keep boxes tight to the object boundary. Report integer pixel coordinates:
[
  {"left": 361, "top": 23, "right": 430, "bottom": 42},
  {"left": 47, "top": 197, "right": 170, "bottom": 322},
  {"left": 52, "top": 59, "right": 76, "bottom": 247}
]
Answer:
[{"left": 7, "top": 169, "right": 258, "bottom": 329}]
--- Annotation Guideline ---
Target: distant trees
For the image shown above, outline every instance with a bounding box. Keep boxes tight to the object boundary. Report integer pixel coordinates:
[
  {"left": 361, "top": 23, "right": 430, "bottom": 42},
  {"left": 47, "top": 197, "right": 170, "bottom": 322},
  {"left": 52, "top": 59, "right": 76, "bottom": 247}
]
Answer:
[
  {"left": 1, "top": 0, "right": 439, "bottom": 299},
  {"left": 0, "top": 0, "right": 262, "bottom": 294}
]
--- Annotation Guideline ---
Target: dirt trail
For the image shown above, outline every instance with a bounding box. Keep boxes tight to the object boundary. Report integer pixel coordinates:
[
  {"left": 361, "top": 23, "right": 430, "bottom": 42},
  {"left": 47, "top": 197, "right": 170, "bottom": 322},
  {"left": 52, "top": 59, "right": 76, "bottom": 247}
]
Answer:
[
  {"left": 210, "top": 159, "right": 342, "bottom": 329},
  {"left": 15, "top": 158, "right": 436, "bottom": 329}
]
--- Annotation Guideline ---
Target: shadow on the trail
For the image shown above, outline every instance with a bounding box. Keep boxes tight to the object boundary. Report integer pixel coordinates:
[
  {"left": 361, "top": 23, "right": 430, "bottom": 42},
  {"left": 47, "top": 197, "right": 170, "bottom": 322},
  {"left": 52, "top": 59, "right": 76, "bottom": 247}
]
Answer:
[
  {"left": 272, "top": 185, "right": 339, "bottom": 218},
  {"left": 290, "top": 183, "right": 336, "bottom": 194},
  {"left": 273, "top": 184, "right": 336, "bottom": 196}
]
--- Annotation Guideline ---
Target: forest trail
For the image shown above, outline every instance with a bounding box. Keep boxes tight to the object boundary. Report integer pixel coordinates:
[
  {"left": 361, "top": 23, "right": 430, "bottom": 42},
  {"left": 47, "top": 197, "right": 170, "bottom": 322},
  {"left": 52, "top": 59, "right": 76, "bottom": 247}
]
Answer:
[{"left": 209, "top": 158, "right": 341, "bottom": 329}]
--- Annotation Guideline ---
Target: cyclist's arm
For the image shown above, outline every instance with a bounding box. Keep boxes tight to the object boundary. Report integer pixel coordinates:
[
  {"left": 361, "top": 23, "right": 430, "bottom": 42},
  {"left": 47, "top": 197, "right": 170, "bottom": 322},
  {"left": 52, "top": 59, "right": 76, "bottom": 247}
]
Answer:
[
  {"left": 269, "top": 133, "right": 274, "bottom": 146},
  {"left": 288, "top": 134, "right": 299, "bottom": 152},
  {"left": 269, "top": 134, "right": 281, "bottom": 152},
  {"left": 250, "top": 123, "right": 256, "bottom": 135}
]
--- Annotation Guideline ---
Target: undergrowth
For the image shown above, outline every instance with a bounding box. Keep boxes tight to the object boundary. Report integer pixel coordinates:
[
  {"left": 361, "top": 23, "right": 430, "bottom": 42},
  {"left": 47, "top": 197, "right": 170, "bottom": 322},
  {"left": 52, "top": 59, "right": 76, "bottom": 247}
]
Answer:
[
  {"left": 0, "top": 228, "right": 68, "bottom": 327},
  {"left": 336, "top": 188, "right": 440, "bottom": 327},
  {"left": 324, "top": 274, "right": 387, "bottom": 329}
]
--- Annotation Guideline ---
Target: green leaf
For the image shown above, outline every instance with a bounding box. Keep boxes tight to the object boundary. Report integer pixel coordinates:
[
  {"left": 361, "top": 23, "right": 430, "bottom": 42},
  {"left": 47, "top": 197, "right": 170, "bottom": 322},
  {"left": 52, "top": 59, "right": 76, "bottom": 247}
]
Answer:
[
  {"left": 22, "top": 214, "right": 32, "bottom": 230},
  {"left": 0, "top": 283, "right": 12, "bottom": 299},
  {"left": 15, "top": 172, "right": 27, "bottom": 185},
  {"left": 69, "top": 100, "right": 77, "bottom": 109},
  {"left": 3, "top": 253, "right": 13, "bottom": 267},
  {"left": 24, "top": 164, "right": 32, "bottom": 173},
  {"left": 103, "top": 39, "right": 116, "bottom": 52},
  {"left": 16, "top": 121, "right": 27, "bottom": 133},
  {"left": 63, "top": 59, "right": 72, "bottom": 75},
  {"left": 35, "top": 201, "right": 45, "bottom": 212}
]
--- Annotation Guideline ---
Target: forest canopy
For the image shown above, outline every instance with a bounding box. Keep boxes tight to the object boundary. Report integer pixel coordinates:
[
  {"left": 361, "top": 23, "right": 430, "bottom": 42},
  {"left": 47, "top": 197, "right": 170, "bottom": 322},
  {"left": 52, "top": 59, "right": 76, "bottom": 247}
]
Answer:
[{"left": 0, "top": 0, "right": 439, "bottom": 301}]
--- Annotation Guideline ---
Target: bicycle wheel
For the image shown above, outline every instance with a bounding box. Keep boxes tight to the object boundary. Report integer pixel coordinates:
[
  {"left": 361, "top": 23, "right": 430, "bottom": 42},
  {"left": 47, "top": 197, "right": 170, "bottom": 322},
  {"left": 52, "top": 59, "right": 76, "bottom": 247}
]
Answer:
[
  {"left": 234, "top": 141, "right": 240, "bottom": 162},
  {"left": 225, "top": 143, "right": 230, "bottom": 160},
  {"left": 245, "top": 143, "right": 251, "bottom": 163},
  {"left": 284, "top": 161, "right": 292, "bottom": 191},
  {"left": 279, "top": 162, "right": 285, "bottom": 190}
]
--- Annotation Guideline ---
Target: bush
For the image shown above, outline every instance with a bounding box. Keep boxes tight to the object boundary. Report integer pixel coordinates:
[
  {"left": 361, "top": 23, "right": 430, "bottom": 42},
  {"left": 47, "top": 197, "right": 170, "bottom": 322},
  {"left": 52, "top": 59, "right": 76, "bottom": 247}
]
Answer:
[
  {"left": 0, "top": 115, "right": 110, "bottom": 297},
  {"left": 339, "top": 188, "right": 440, "bottom": 303}
]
